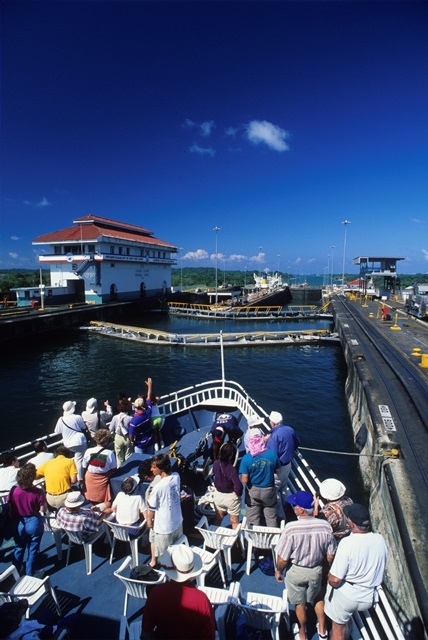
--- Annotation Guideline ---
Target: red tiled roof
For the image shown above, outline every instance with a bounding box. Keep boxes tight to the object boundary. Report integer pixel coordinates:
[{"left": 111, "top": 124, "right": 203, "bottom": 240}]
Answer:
[
  {"left": 73, "top": 214, "right": 153, "bottom": 236},
  {"left": 33, "top": 215, "right": 176, "bottom": 249}
]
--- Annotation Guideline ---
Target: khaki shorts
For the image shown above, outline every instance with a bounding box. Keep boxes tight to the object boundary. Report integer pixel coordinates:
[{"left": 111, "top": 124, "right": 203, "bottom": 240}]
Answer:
[
  {"left": 324, "top": 583, "right": 376, "bottom": 624},
  {"left": 150, "top": 523, "right": 183, "bottom": 557},
  {"left": 286, "top": 564, "right": 323, "bottom": 605},
  {"left": 213, "top": 490, "right": 241, "bottom": 516}
]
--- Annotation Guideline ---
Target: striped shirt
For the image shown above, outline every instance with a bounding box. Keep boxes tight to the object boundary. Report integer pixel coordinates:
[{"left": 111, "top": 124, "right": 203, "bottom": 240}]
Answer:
[{"left": 275, "top": 517, "right": 336, "bottom": 568}]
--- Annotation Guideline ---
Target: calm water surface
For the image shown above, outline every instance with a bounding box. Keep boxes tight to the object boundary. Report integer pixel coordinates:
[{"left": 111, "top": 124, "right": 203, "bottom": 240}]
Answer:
[{"left": 0, "top": 314, "right": 365, "bottom": 500}]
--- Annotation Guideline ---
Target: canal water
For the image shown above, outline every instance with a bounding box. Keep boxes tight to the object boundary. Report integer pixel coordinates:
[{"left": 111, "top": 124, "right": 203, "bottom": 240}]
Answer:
[{"left": 0, "top": 313, "right": 366, "bottom": 501}]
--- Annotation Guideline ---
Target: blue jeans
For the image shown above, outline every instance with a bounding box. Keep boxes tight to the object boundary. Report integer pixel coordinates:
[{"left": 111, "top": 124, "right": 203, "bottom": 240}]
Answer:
[
  {"left": 134, "top": 442, "right": 154, "bottom": 455},
  {"left": 13, "top": 515, "right": 44, "bottom": 576}
]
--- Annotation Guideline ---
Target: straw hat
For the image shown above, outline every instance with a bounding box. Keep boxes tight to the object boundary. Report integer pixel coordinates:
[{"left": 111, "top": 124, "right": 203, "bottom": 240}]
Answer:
[
  {"left": 161, "top": 545, "right": 203, "bottom": 583},
  {"left": 319, "top": 478, "right": 346, "bottom": 501},
  {"left": 64, "top": 491, "right": 85, "bottom": 508}
]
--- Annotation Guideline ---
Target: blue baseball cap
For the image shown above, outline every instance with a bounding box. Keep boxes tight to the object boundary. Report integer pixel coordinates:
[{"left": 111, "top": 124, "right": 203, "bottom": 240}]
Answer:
[{"left": 287, "top": 491, "right": 314, "bottom": 509}]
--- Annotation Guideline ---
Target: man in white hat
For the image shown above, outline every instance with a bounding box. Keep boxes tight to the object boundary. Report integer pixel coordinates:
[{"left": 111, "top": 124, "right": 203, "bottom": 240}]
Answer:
[
  {"left": 265, "top": 410, "right": 300, "bottom": 519},
  {"left": 55, "top": 491, "right": 106, "bottom": 541},
  {"left": 314, "top": 478, "right": 353, "bottom": 540},
  {"left": 81, "top": 397, "right": 112, "bottom": 439},
  {"left": 325, "top": 504, "right": 387, "bottom": 640},
  {"left": 54, "top": 401, "right": 88, "bottom": 481},
  {"left": 141, "top": 545, "right": 215, "bottom": 640}
]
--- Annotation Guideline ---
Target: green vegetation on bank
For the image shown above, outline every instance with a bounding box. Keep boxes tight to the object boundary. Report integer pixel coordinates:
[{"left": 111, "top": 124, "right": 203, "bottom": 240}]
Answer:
[
  {"left": 0, "top": 270, "right": 50, "bottom": 292},
  {"left": 0, "top": 268, "right": 426, "bottom": 294},
  {"left": 170, "top": 268, "right": 427, "bottom": 292}
]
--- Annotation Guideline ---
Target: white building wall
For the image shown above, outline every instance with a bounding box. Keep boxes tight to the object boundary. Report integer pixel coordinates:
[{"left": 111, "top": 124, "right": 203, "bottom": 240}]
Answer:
[{"left": 100, "top": 261, "right": 171, "bottom": 297}]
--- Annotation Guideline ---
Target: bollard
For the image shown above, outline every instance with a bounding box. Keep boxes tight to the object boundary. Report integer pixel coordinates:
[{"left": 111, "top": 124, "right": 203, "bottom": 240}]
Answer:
[
  {"left": 411, "top": 348, "right": 422, "bottom": 357},
  {"left": 390, "top": 312, "right": 401, "bottom": 330},
  {"left": 420, "top": 354, "right": 428, "bottom": 369}
]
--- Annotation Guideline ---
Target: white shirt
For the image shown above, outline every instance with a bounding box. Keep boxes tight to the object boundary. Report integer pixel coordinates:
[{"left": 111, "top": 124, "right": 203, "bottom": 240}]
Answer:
[
  {"left": 113, "top": 491, "right": 146, "bottom": 525},
  {"left": 83, "top": 445, "right": 117, "bottom": 474},
  {"left": 28, "top": 451, "right": 54, "bottom": 469},
  {"left": 148, "top": 472, "right": 182, "bottom": 534},
  {"left": 330, "top": 532, "right": 387, "bottom": 589},
  {"left": 55, "top": 414, "right": 87, "bottom": 447},
  {"left": 0, "top": 466, "right": 18, "bottom": 491}
]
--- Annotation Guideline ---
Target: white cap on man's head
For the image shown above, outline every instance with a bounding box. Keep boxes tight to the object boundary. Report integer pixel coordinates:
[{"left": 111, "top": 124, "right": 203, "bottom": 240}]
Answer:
[
  {"left": 63, "top": 401, "right": 76, "bottom": 416},
  {"left": 269, "top": 411, "right": 283, "bottom": 425}
]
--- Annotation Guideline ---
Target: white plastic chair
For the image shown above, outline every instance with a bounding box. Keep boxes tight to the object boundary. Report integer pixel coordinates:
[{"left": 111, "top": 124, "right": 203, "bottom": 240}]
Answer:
[
  {"left": 232, "top": 586, "right": 289, "bottom": 640},
  {"left": 198, "top": 581, "right": 240, "bottom": 640},
  {"left": 104, "top": 517, "right": 147, "bottom": 567},
  {"left": 114, "top": 555, "right": 166, "bottom": 640},
  {"left": 0, "top": 565, "right": 62, "bottom": 618},
  {"left": 195, "top": 515, "right": 243, "bottom": 582},
  {"left": 191, "top": 546, "right": 226, "bottom": 588},
  {"left": 65, "top": 523, "right": 111, "bottom": 575},
  {"left": 240, "top": 516, "right": 285, "bottom": 575},
  {"left": 43, "top": 515, "right": 63, "bottom": 561}
]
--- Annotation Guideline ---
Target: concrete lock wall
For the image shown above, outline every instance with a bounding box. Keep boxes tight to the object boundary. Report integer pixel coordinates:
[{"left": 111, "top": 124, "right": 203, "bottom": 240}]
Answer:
[{"left": 334, "top": 310, "right": 426, "bottom": 639}]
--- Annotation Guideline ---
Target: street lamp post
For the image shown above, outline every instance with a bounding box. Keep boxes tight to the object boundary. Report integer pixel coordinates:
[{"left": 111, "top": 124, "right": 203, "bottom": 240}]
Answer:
[
  {"left": 330, "top": 245, "right": 335, "bottom": 287},
  {"left": 341, "top": 220, "right": 351, "bottom": 291},
  {"left": 213, "top": 226, "right": 220, "bottom": 305},
  {"left": 179, "top": 247, "right": 183, "bottom": 292},
  {"left": 258, "top": 245, "right": 263, "bottom": 278}
]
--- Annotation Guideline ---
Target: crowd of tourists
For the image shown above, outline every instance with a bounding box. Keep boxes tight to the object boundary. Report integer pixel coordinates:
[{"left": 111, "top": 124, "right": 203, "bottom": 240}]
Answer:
[{"left": 0, "top": 381, "right": 387, "bottom": 640}]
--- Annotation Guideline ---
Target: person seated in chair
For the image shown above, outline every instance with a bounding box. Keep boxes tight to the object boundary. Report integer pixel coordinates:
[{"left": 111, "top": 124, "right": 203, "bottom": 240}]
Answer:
[
  {"left": 141, "top": 545, "right": 215, "bottom": 640},
  {"left": 105, "top": 476, "right": 147, "bottom": 535},
  {"left": 55, "top": 491, "right": 106, "bottom": 541}
]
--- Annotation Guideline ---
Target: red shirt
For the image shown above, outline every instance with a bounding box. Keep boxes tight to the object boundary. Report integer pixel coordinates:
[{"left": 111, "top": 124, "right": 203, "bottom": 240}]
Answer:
[{"left": 142, "top": 581, "right": 215, "bottom": 640}]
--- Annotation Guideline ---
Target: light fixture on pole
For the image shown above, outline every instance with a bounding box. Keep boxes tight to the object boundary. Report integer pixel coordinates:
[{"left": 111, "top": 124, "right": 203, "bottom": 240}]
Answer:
[
  {"left": 213, "top": 226, "right": 220, "bottom": 305},
  {"left": 179, "top": 247, "right": 183, "bottom": 292},
  {"left": 330, "top": 245, "right": 335, "bottom": 287},
  {"left": 341, "top": 220, "right": 351, "bottom": 291},
  {"left": 258, "top": 245, "right": 263, "bottom": 278}
]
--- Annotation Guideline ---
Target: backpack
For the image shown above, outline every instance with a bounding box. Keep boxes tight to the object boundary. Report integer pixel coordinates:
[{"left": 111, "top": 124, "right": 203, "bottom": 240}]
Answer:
[{"left": 0, "top": 486, "right": 18, "bottom": 543}]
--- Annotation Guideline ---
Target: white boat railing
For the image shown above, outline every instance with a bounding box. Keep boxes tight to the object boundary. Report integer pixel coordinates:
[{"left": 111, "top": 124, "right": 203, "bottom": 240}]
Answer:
[{"left": 158, "top": 378, "right": 269, "bottom": 427}]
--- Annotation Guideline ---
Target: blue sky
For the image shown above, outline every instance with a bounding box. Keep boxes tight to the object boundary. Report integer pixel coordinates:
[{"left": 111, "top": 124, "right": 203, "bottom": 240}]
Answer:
[{"left": 1, "top": 1, "right": 427, "bottom": 276}]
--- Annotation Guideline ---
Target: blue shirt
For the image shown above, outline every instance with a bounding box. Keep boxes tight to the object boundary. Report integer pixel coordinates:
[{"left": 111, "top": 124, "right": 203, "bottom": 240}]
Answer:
[
  {"left": 239, "top": 449, "right": 279, "bottom": 488},
  {"left": 266, "top": 424, "right": 300, "bottom": 466},
  {"left": 129, "top": 400, "right": 153, "bottom": 446}
]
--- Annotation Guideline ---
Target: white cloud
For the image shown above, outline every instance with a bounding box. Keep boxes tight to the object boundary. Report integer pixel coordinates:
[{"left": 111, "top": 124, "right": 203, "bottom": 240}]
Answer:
[
  {"left": 307, "top": 258, "right": 316, "bottom": 264},
  {"left": 200, "top": 121, "right": 215, "bottom": 137},
  {"left": 225, "top": 126, "right": 239, "bottom": 138},
  {"left": 422, "top": 249, "right": 428, "bottom": 261},
  {"left": 11, "top": 236, "right": 19, "bottom": 241},
  {"left": 190, "top": 144, "right": 215, "bottom": 157},
  {"left": 9, "top": 252, "right": 18, "bottom": 259},
  {"left": 411, "top": 218, "right": 425, "bottom": 224},
  {"left": 246, "top": 120, "right": 289, "bottom": 152},
  {"left": 23, "top": 196, "right": 52, "bottom": 207},
  {"left": 183, "top": 249, "right": 208, "bottom": 261},
  {"left": 182, "top": 118, "right": 196, "bottom": 129},
  {"left": 249, "top": 252, "right": 265, "bottom": 264},
  {"left": 183, "top": 119, "right": 215, "bottom": 137},
  {"left": 229, "top": 254, "right": 247, "bottom": 261},
  {"left": 210, "top": 252, "right": 225, "bottom": 261},
  {"left": 294, "top": 257, "right": 302, "bottom": 264}
]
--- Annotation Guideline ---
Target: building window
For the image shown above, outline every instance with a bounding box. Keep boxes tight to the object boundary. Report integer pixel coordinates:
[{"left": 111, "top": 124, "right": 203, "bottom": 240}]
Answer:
[
  {"left": 88, "top": 244, "right": 95, "bottom": 252},
  {"left": 24, "top": 290, "right": 30, "bottom": 300},
  {"left": 126, "top": 247, "right": 130, "bottom": 256},
  {"left": 111, "top": 263, "right": 115, "bottom": 268},
  {"left": 110, "top": 246, "right": 115, "bottom": 254},
  {"left": 54, "top": 246, "right": 61, "bottom": 254},
  {"left": 118, "top": 247, "right": 123, "bottom": 255}
]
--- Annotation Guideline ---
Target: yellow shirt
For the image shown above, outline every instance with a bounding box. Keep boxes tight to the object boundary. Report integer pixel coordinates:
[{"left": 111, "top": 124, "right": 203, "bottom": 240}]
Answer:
[{"left": 37, "top": 455, "right": 78, "bottom": 494}]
